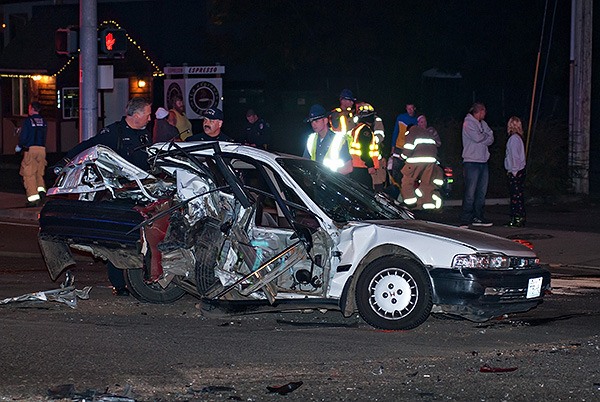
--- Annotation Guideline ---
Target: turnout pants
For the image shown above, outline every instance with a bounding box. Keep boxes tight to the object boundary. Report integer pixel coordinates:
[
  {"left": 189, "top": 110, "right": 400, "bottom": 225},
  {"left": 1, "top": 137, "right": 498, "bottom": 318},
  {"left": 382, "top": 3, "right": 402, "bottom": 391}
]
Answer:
[{"left": 19, "top": 146, "right": 47, "bottom": 201}]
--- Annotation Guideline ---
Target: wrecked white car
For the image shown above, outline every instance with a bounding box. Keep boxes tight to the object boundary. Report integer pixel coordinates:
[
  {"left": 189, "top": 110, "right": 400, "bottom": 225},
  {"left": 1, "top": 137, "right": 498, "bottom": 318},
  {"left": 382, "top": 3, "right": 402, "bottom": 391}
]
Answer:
[{"left": 38, "top": 142, "right": 551, "bottom": 330}]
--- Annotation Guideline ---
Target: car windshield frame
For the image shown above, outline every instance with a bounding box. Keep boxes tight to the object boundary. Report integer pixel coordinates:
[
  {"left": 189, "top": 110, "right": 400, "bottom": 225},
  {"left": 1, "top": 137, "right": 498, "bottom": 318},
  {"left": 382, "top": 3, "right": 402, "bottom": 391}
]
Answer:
[{"left": 276, "top": 157, "right": 411, "bottom": 222}]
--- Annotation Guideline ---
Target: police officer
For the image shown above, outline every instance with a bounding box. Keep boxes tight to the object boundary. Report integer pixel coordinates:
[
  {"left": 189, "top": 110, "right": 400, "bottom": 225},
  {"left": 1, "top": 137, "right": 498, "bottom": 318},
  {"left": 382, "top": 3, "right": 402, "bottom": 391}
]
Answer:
[
  {"left": 349, "top": 103, "right": 380, "bottom": 189},
  {"left": 329, "top": 89, "right": 356, "bottom": 136},
  {"left": 62, "top": 97, "right": 152, "bottom": 170},
  {"left": 17, "top": 101, "right": 47, "bottom": 207},
  {"left": 303, "top": 104, "right": 352, "bottom": 175},
  {"left": 242, "top": 109, "right": 271, "bottom": 150},
  {"left": 59, "top": 97, "right": 153, "bottom": 296},
  {"left": 400, "top": 115, "right": 443, "bottom": 209}
]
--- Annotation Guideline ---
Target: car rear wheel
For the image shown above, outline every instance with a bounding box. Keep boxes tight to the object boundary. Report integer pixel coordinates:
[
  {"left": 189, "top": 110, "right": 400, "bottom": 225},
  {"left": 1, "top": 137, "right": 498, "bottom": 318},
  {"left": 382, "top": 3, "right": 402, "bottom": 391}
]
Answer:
[
  {"left": 125, "top": 268, "right": 186, "bottom": 304},
  {"left": 355, "top": 257, "right": 433, "bottom": 330}
]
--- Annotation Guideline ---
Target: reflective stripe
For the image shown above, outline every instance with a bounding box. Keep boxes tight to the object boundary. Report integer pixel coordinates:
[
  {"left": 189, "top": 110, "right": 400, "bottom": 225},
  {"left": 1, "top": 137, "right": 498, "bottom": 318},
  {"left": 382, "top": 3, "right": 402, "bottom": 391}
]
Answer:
[
  {"left": 323, "top": 132, "right": 347, "bottom": 171},
  {"left": 415, "top": 188, "right": 423, "bottom": 197},
  {"left": 433, "top": 178, "right": 444, "bottom": 186},
  {"left": 414, "top": 138, "right": 437, "bottom": 146},
  {"left": 37, "top": 186, "right": 46, "bottom": 193},
  {"left": 404, "top": 197, "right": 418, "bottom": 205},
  {"left": 404, "top": 143, "right": 416, "bottom": 150},
  {"left": 406, "top": 156, "right": 437, "bottom": 164},
  {"left": 27, "top": 194, "right": 40, "bottom": 202},
  {"left": 432, "top": 194, "right": 442, "bottom": 209}
]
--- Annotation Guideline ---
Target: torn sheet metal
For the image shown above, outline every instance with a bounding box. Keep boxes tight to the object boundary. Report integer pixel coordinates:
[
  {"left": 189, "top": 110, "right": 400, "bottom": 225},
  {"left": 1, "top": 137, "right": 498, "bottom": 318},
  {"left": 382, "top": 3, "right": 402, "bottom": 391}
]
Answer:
[{"left": 0, "top": 285, "right": 91, "bottom": 309}]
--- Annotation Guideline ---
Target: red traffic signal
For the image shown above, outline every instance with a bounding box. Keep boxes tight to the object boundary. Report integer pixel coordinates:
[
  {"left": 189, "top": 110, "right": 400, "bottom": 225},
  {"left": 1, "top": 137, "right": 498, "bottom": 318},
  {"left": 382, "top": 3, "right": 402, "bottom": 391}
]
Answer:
[{"left": 99, "top": 28, "right": 127, "bottom": 56}]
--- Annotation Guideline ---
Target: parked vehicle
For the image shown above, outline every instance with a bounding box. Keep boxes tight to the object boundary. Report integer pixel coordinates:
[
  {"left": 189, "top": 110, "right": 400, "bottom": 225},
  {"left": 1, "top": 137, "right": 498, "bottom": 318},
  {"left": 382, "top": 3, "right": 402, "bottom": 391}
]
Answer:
[{"left": 38, "top": 142, "right": 550, "bottom": 330}]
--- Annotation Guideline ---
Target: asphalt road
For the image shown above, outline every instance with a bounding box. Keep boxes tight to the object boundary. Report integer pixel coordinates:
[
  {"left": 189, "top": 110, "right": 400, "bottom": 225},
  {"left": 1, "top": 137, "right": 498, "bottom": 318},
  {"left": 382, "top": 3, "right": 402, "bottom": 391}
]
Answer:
[{"left": 1, "top": 221, "right": 600, "bottom": 401}]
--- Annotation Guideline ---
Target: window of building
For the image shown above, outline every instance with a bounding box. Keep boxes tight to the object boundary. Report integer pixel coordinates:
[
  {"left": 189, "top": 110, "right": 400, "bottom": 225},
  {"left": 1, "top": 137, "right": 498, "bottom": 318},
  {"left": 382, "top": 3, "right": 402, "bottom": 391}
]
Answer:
[{"left": 11, "top": 78, "right": 30, "bottom": 116}]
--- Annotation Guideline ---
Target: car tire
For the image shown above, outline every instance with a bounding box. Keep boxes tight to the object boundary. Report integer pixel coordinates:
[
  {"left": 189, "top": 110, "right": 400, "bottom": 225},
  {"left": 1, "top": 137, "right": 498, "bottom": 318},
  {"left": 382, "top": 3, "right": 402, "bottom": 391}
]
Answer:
[
  {"left": 125, "top": 268, "right": 186, "bottom": 304},
  {"left": 355, "top": 257, "right": 433, "bottom": 330}
]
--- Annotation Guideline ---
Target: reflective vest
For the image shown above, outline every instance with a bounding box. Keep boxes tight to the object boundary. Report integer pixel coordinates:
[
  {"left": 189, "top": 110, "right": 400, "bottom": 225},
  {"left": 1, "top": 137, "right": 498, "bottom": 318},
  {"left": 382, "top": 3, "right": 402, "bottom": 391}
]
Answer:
[
  {"left": 306, "top": 132, "right": 347, "bottom": 172},
  {"left": 330, "top": 107, "right": 355, "bottom": 136},
  {"left": 349, "top": 123, "right": 380, "bottom": 169}
]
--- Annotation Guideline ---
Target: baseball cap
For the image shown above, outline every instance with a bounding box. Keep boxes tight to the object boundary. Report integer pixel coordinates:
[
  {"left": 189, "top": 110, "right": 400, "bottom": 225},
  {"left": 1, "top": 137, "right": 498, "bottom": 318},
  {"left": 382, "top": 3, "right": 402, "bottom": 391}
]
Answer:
[
  {"left": 203, "top": 107, "right": 224, "bottom": 120},
  {"left": 155, "top": 107, "right": 169, "bottom": 119}
]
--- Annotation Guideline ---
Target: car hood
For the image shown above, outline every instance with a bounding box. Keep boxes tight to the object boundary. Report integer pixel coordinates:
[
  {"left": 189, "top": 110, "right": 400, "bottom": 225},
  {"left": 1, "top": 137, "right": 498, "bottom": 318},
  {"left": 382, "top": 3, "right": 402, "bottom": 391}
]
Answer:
[{"left": 366, "top": 219, "right": 534, "bottom": 255}]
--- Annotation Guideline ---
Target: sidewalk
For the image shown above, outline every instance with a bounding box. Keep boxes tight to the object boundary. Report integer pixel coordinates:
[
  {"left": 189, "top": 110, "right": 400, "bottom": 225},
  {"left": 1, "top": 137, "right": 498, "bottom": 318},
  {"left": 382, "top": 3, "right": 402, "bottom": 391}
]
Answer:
[{"left": 1, "top": 191, "right": 600, "bottom": 269}]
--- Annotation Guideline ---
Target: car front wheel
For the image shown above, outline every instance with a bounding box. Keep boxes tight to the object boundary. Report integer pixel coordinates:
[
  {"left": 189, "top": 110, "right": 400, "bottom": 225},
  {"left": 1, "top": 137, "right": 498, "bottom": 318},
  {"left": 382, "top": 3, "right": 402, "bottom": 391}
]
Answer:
[
  {"left": 125, "top": 268, "right": 187, "bottom": 304},
  {"left": 355, "top": 257, "right": 433, "bottom": 330}
]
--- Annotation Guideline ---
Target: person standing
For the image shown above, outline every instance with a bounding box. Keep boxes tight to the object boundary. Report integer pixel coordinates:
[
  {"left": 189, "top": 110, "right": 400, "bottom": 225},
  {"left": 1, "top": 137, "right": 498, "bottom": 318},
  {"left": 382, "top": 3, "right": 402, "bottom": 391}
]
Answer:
[
  {"left": 168, "top": 94, "right": 193, "bottom": 141},
  {"left": 60, "top": 97, "right": 153, "bottom": 296},
  {"left": 242, "top": 108, "right": 271, "bottom": 150},
  {"left": 349, "top": 103, "right": 380, "bottom": 189},
  {"left": 400, "top": 115, "right": 443, "bottom": 210},
  {"left": 460, "top": 102, "right": 494, "bottom": 227},
  {"left": 17, "top": 101, "right": 47, "bottom": 207},
  {"left": 303, "top": 104, "right": 352, "bottom": 175},
  {"left": 152, "top": 107, "right": 179, "bottom": 143},
  {"left": 389, "top": 103, "right": 418, "bottom": 189},
  {"left": 186, "top": 107, "right": 232, "bottom": 142},
  {"left": 329, "top": 89, "right": 356, "bottom": 136},
  {"left": 504, "top": 116, "right": 526, "bottom": 227},
  {"left": 62, "top": 97, "right": 152, "bottom": 171}
]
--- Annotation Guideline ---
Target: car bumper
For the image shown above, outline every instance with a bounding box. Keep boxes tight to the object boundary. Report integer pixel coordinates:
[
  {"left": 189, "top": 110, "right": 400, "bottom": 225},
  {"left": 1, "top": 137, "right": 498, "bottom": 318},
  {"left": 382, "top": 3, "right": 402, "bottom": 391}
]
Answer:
[{"left": 429, "top": 266, "right": 552, "bottom": 321}]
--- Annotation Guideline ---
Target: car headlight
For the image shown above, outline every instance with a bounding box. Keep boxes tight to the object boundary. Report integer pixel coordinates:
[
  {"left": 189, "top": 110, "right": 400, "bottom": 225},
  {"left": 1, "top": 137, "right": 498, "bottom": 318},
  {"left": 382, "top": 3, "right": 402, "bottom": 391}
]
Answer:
[{"left": 452, "top": 253, "right": 539, "bottom": 270}]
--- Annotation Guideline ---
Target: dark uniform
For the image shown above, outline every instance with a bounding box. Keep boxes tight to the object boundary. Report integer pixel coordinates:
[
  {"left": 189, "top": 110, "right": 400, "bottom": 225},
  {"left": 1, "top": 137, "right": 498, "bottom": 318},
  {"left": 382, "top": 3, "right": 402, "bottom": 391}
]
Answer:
[
  {"left": 63, "top": 117, "right": 151, "bottom": 296},
  {"left": 65, "top": 117, "right": 151, "bottom": 170},
  {"left": 243, "top": 118, "right": 271, "bottom": 149}
]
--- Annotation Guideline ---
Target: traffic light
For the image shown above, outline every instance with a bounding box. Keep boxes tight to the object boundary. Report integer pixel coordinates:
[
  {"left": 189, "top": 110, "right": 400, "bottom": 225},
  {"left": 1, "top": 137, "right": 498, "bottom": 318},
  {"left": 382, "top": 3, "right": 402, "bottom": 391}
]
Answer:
[
  {"left": 55, "top": 28, "right": 78, "bottom": 55},
  {"left": 99, "top": 27, "right": 127, "bottom": 57}
]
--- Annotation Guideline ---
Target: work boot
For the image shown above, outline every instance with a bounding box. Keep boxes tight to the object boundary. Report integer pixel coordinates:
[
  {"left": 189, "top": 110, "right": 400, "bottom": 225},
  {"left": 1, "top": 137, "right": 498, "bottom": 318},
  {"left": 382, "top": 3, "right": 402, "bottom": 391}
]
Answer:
[
  {"left": 25, "top": 200, "right": 39, "bottom": 208},
  {"left": 507, "top": 216, "right": 525, "bottom": 228}
]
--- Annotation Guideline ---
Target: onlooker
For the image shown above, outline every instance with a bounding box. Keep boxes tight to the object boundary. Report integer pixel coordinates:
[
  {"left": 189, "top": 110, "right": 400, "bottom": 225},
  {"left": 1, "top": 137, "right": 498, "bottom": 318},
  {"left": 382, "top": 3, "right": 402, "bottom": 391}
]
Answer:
[
  {"left": 152, "top": 107, "right": 179, "bottom": 143},
  {"left": 186, "top": 107, "right": 232, "bottom": 142},
  {"left": 303, "top": 104, "right": 352, "bottom": 175},
  {"left": 504, "top": 116, "right": 526, "bottom": 227},
  {"left": 329, "top": 88, "right": 356, "bottom": 135},
  {"left": 349, "top": 103, "right": 380, "bottom": 189},
  {"left": 17, "top": 101, "right": 47, "bottom": 207},
  {"left": 389, "top": 103, "right": 418, "bottom": 189},
  {"left": 400, "top": 115, "right": 443, "bottom": 209},
  {"left": 168, "top": 94, "right": 193, "bottom": 141},
  {"left": 460, "top": 102, "right": 494, "bottom": 227},
  {"left": 60, "top": 97, "right": 153, "bottom": 296},
  {"left": 242, "top": 109, "right": 271, "bottom": 150}
]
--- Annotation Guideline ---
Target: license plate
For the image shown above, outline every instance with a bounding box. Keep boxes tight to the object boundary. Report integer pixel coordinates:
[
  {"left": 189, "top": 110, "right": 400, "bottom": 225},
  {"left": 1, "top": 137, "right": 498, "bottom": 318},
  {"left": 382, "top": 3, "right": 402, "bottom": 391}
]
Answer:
[{"left": 526, "top": 277, "right": 543, "bottom": 298}]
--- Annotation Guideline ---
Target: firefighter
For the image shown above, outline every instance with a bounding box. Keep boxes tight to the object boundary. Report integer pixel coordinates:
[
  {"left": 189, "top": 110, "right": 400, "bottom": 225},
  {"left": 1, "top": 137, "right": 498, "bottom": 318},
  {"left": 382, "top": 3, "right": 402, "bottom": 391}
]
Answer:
[
  {"left": 329, "top": 89, "right": 356, "bottom": 137},
  {"left": 303, "top": 104, "right": 353, "bottom": 175},
  {"left": 348, "top": 103, "right": 381, "bottom": 189},
  {"left": 400, "top": 115, "right": 444, "bottom": 209}
]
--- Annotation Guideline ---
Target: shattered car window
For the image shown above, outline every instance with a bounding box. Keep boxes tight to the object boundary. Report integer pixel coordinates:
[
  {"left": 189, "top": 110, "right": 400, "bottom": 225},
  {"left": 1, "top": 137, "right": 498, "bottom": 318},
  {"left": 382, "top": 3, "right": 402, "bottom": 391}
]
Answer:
[{"left": 276, "top": 158, "right": 410, "bottom": 222}]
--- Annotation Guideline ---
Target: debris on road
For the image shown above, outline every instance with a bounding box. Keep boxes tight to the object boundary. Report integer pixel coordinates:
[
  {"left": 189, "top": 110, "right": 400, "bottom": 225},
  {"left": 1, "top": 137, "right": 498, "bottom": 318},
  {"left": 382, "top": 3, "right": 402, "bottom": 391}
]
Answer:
[
  {"left": 266, "top": 381, "right": 303, "bottom": 395},
  {"left": 0, "top": 285, "right": 91, "bottom": 308}
]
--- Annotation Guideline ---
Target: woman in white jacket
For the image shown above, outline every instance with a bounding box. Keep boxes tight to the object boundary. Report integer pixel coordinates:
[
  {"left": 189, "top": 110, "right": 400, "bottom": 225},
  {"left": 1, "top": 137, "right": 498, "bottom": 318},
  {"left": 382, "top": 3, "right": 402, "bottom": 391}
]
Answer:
[{"left": 504, "top": 116, "right": 526, "bottom": 227}]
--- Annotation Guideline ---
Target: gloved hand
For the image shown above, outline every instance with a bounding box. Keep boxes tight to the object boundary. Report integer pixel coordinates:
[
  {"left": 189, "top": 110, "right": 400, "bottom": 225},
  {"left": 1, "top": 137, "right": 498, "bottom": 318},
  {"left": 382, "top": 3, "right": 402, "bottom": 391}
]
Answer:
[{"left": 15, "top": 145, "right": 22, "bottom": 153}]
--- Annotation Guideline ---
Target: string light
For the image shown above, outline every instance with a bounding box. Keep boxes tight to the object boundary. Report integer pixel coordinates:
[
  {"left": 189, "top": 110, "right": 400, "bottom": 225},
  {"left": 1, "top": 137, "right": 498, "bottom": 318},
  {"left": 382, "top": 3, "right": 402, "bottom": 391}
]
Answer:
[
  {"left": 0, "top": 56, "right": 76, "bottom": 79},
  {"left": 0, "top": 20, "right": 162, "bottom": 79},
  {"left": 102, "top": 20, "right": 164, "bottom": 76}
]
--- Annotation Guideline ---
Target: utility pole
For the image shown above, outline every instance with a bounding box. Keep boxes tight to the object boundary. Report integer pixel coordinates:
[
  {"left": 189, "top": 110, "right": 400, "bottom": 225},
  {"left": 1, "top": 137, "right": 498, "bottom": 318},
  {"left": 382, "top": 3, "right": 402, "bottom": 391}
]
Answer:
[
  {"left": 79, "top": 0, "right": 98, "bottom": 141},
  {"left": 569, "top": 0, "right": 593, "bottom": 194}
]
